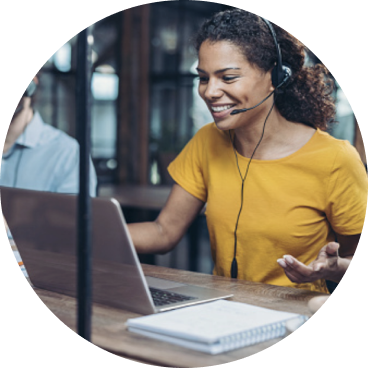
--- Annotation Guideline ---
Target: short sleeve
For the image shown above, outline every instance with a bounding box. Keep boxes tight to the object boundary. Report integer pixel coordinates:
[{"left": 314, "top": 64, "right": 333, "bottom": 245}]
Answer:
[
  {"left": 326, "top": 142, "right": 368, "bottom": 235},
  {"left": 167, "top": 128, "right": 208, "bottom": 202},
  {"left": 53, "top": 140, "right": 97, "bottom": 197}
]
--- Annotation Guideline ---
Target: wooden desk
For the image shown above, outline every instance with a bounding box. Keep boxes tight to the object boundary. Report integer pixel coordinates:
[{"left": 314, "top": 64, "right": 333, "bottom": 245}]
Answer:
[{"left": 35, "top": 264, "right": 323, "bottom": 367}]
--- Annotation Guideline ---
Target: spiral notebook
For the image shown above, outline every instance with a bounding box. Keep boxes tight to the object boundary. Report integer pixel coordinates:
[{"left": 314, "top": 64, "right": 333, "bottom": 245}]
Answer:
[{"left": 127, "top": 300, "right": 308, "bottom": 354}]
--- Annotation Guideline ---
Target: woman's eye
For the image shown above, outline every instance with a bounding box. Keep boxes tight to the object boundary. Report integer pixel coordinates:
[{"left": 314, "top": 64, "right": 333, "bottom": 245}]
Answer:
[
  {"left": 197, "top": 76, "right": 208, "bottom": 83},
  {"left": 195, "top": 75, "right": 237, "bottom": 83},
  {"left": 196, "top": 77, "right": 208, "bottom": 84},
  {"left": 223, "top": 76, "right": 238, "bottom": 82}
]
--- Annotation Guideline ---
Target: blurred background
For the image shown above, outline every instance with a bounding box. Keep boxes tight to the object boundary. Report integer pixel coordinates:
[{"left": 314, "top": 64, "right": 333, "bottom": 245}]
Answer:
[{"left": 29, "top": 0, "right": 366, "bottom": 274}]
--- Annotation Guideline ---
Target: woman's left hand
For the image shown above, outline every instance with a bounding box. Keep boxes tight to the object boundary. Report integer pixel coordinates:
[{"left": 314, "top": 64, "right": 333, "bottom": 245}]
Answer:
[{"left": 277, "top": 242, "right": 341, "bottom": 283}]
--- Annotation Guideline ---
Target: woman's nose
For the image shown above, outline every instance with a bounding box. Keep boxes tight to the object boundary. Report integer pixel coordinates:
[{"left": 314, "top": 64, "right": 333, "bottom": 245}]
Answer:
[{"left": 203, "top": 79, "right": 223, "bottom": 100}]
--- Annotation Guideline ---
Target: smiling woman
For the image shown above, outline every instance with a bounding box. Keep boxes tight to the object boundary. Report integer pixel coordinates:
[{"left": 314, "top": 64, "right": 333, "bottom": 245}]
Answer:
[
  {"left": 194, "top": 10, "right": 335, "bottom": 131},
  {"left": 196, "top": 40, "right": 276, "bottom": 133},
  {"left": 127, "top": 8, "right": 367, "bottom": 294}
]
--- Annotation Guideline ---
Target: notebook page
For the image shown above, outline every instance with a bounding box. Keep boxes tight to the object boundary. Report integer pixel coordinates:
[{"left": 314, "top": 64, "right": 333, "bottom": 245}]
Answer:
[{"left": 127, "top": 299, "right": 304, "bottom": 344}]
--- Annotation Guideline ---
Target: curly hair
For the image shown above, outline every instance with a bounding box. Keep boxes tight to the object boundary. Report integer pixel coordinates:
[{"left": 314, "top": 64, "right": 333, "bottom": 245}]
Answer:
[{"left": 194, "top": 9, "right": 336, "bottom": 130}]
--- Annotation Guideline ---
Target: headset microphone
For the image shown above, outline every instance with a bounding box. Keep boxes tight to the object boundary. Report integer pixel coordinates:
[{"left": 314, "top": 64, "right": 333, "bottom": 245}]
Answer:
[
  {"left": 230, "top": 66, "right": 291, "bottom": 116},
  {"left": 230, "top": 90, "right": 275, "bottom": 115}
]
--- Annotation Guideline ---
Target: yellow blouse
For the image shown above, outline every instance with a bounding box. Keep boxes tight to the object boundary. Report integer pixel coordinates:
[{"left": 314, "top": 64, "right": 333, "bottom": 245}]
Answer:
[{"left": 168, "top": 123, "right": 367, "bottom": 293}]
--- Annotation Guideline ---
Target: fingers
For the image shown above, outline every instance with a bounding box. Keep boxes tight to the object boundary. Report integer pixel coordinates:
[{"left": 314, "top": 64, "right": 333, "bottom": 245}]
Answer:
[
  {"left": 277, "top": 243, "right": 340, "bottom": 284},
  {"left": 326, "top": 242, "right": 339, "bottom": 256},
  {"left": 318, "top": 242, "right": 339, "bottom": 258},
  {"left": 277, "top": 255, "right": 324, "bottom": 283},
  {"left": 278, "top": 255, "right": 312, "bottom": 277}
]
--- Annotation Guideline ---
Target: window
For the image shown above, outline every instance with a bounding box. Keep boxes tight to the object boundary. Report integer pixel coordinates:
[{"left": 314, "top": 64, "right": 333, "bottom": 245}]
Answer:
[
  {"left": 148, "top": 1, "right": 229, "bottom": 184},
  {"left": 35, "top": 14, "right": 121, "bottom": 184}
]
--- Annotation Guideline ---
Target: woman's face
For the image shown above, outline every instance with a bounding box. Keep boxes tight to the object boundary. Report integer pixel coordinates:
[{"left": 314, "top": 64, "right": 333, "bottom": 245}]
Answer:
[{"left": 197, "top": 40, "right": 274, "bottom": 131}]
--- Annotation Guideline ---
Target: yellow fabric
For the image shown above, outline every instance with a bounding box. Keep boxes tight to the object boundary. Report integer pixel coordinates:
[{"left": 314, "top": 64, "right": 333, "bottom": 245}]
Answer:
[{"left": 168, "top": 123, "right": 368, "bottom": 293}]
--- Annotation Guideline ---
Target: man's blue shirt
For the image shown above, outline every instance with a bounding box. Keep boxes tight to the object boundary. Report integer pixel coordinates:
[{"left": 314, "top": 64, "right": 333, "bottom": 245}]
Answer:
[{"left": 1, "top": 111, "right": 97, "bottom": 195}]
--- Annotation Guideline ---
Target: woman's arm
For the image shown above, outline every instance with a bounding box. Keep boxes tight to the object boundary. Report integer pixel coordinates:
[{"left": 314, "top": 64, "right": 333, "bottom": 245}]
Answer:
[
  {"left": 277, "top": 234, "right": 360, "bottom": 284},
  {"left": 127, "top": 184, "right": 205, "bottom": 255}
]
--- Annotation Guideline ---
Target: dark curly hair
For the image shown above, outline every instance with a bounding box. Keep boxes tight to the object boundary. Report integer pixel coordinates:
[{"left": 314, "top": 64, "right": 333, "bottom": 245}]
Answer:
[{"left": 194, "top": 9, "right": 336, "bottom": 130}]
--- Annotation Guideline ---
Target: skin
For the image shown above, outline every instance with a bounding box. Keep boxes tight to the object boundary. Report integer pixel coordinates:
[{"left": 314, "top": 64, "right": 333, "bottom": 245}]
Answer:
[
  {"left": 308, "top": 295, "right": 329, "bottom": 313},
  {"left": 3, "top": 77, "right": 37, "bottom": 154},
  {"left": 277, "top": 235, "right": 359, "bottom": 284},
  {"left": 196, "top": 40, "right": 315, "bottom": 160},
  {"left": 3, "top": 78, "right": 37, "bottom": 237},
  {"left": 129, "top": 40, "right": 359, "bottom": 284}
]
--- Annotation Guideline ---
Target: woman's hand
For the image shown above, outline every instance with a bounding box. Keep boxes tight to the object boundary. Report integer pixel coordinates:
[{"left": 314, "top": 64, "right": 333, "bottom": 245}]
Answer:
[{"left": 277, "top": 242, "right": 349, "bottom": 284}]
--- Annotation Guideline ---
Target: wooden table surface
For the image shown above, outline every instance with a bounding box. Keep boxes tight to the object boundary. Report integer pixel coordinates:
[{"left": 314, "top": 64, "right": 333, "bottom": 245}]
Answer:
[{"left": 34, "top": 264, "right": 324, "bottom": 367}]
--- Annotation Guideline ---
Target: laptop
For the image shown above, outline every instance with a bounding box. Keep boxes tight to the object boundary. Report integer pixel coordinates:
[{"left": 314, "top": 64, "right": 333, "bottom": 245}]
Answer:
[{"left": 1, "top": 186, "right": 232, "bottom": 314}]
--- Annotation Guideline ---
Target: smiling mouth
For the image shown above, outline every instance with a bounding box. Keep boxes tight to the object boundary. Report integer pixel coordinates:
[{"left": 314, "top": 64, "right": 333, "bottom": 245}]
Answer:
[{"left": 210, "top": 105, "right": 235, "bottom": 112}]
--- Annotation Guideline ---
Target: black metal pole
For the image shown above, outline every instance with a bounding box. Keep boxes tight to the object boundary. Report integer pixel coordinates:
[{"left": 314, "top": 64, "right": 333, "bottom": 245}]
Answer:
[{"left": 76, "top": 27, "right": 92, "bottom": 341}]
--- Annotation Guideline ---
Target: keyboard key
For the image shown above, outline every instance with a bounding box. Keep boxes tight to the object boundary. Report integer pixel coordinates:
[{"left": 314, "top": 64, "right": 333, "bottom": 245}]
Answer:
[{"left": 149, "top": 287, "right": 198, "bottom": 306}]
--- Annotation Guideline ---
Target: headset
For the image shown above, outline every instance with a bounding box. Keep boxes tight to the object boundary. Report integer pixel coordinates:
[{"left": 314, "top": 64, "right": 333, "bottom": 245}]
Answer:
[
  {"left": 24, "top": 79, "right": 38, "bottom": 98},
  {"left": 262, "top": 18, "right": 292, "bottom": 91},
  {"left": 13, "top": 79, "right": 37, "bottom": 117},
  {"left": 229, "top": 17, "right": 291, "bottom": 278},
  {"left": 231, "top": 17, "right": 292, "bottom": 115},
  {"left": 11, "top": 79, "right": 38, "bottom": 187}
]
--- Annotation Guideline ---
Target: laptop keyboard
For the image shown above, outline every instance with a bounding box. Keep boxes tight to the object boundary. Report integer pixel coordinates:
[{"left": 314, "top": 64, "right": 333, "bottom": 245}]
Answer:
[{"left": 149, "top": 287, "right": 198, "bottom": 306}]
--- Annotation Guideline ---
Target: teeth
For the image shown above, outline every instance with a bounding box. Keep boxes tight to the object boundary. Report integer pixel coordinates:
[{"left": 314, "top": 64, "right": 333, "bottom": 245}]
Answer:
[{"left": 211, "top": 105, "right": 233, "bottom": 112}]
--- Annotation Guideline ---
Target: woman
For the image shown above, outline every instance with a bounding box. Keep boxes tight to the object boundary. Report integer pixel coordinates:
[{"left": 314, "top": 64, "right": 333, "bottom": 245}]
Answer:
[{"left": 128, "top": 9, "right": 367, "bottom": 293}]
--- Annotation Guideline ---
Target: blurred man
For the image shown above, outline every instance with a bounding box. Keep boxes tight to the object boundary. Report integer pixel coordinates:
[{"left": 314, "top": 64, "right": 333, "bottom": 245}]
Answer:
[
  {"left": 2, "top": 76, "right": 97, "bottom": 279},
  {"left": 1, "top": 76, "right": 97, "bottom": 195}
]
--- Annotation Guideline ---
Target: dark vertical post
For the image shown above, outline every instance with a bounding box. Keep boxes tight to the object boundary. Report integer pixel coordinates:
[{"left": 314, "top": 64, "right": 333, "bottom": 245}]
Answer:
[{"left": 76, "top": 27, "right": 92, "bottom": 341}]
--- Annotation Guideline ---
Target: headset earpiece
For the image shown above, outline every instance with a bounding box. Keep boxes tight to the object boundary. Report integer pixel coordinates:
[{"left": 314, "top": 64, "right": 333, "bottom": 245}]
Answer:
[
  {"left": 272, "top": 63, "right": 292, "bottom": 90},
  {"left": 24, "top": 80, "right": 37, "bottom": 98},
  {"left": 261, "top": 17, "right": 292, "bottom": 91}
]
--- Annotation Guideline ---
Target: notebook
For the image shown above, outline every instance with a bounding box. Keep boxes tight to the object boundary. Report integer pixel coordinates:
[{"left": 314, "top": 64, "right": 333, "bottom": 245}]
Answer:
[
  {"left": 0, "top": 186, "right": 233, "bottom": 315},
  {"left": 126, "top": 300, "right": 308, "bottom": 354}
]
